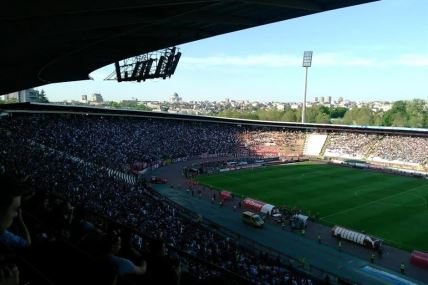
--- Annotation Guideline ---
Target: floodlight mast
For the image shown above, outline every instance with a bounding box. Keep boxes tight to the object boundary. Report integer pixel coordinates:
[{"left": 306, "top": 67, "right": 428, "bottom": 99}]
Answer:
[{"left": 302, "top": 51, "right": 313, "bottom": 123}]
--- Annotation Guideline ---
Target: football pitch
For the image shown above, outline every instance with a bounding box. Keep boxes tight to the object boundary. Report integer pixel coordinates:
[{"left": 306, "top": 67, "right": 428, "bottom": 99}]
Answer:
[{"left": 196, "top": 163, "right": 428, "bottom": 252}]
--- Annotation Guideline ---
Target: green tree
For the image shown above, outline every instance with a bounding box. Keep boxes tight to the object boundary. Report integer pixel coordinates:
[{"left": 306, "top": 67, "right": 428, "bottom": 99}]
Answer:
[
  {"left": 37, "top": 89, "right": 49, "bottom": 103},
  {"left": 381, "top": 100, "right": 428, "bottom": 128},
  {"left": 373, "top": 112, "right": 384, "bottom": 126},
  {"left": 256, "top": 109, "right": 284, "bottom": 121},
  {"left": 282, "top": 109, "right": 297, "bottom": 122},
  {"left": 108, "top": 101, "right": 121, "bottom": 108},
  {"left": 241, "top": 112, "right": 259, "bottom": 120},
  {"left": 107, "top": 101, "right": 151, "bottom": 111},
  {"left": 343, "top": 107, "right": 374, "bottom": 125},
  {"left": 133, "top": 104, "right": 152, "bottom": 111},
  {"left": 304, "top": 107, "right": 318, "bottom": 123},
  {"left": 315, "top": 113, "right": 330, "bottom": 124},
  {"left": 214, "top": 100, "right": 427, "bottom": 128},
  {"left": 330, "top": 107, "right": 347, "bottom": 118},
  {"left": 391, "top": 113, "right": 407, "bottom": 127},
  {"left": 406, "top": 99, "right": 425, "bottom": 128}
]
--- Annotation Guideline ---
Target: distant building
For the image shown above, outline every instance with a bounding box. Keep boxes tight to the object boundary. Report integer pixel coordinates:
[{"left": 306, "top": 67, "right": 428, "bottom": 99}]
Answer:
[
  {"left": 314, "top": 97, "right": 319, "bottom": 103},
  {"left": 91, "top": 93, "right": 103, "bottom": 103},
  {"left": 80, "top": 95, "right": 88, "bottom": 103},
  {"left": 275, "top": 103, "right": 285, "bottom": 111},
  {"left": 327, "top": 96, "right": 332, "bottom": 104},
  {"left": 320, "top": 96, "right": 325, "bottom": 104},
  {"left": 1, "top": 89, "right": 39, "bottom": 103},
  {"left": 373, "top": 101, "right": 392, "bottom": 112},
  {"left": 381, "top": 102, "right": 392, "bottom": 112},
  {"left": 147, "top": 102, "right": 160, "bottom": 109},
  {"left": 290, "top": 103, "right": 300, "bottom": 109},
  {"left": 169, "top": 92, "right": 182, "bottom": 103}
]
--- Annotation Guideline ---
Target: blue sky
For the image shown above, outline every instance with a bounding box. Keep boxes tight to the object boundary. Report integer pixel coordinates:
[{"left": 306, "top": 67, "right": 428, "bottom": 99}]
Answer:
[{"left": 42, "top": 0, "right": 428, "bottom": 103}]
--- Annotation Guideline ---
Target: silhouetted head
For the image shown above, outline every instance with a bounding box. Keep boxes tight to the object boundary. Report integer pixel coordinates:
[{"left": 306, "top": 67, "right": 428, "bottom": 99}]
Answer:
[
  {"left": 101, "top": 234, "right": 122, "bottom": 255},
  {"left": 0, "top": 174, "right": 28, "bottom": 233}
]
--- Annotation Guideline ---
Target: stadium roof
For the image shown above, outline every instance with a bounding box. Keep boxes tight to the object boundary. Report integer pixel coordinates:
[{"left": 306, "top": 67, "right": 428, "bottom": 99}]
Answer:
[{"left": 1, "top": 0, "right": 377, "bottom": 94}]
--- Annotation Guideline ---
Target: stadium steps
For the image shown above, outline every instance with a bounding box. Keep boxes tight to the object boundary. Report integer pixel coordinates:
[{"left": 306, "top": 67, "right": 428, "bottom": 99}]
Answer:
[
  {"left": 319, "top": 133, "right": 331, "bottom": 158},
  {"left": 303, "top": 132, "right": 309, "bottom": 154},
  {"left": 303, "top": 133, "right": 328, "bottom": 157}
]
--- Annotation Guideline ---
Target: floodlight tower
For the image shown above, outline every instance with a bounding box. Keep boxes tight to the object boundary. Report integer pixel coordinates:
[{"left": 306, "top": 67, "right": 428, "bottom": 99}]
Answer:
[{"left": 302, "top": 51, "right": 313, "bottom": 123}]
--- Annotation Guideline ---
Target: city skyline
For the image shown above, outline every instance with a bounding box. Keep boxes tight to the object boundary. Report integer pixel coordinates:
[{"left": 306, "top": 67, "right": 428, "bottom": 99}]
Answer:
[
  {"left": 40, "top": 0, "right": 428, "bottom": 103},
  {"left": 55, "top": 91, "right": 403, "bottom": 105}
]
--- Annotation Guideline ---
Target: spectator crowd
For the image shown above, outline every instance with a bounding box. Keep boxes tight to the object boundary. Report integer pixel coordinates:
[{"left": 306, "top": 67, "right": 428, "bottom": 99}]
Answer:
[
  {"left": 324, "top": 133, "right": 380, "bottom": 160},
  {"left": 241, "top": 131, "right": 305, "bottom": 157},
  {"left": 324, "top": 132, "right": 428, "bottom": 166},
  {"left": 5, "top": 115, "right": 243, "bottom": 172},
  {"left": 369, "top": 135, "right": 428, "bottom": 165},
  {"left": 0, "top": 113, "right": 315, "bottom": 284},
  {"left": 1, "top": 112, "right": 427, "bottom": 284}
]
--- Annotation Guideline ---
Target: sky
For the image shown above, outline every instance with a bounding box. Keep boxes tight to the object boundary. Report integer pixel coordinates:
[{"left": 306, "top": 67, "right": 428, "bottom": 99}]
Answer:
[{"left": 41, "top": 0, "right": 428, "bottom": 103}]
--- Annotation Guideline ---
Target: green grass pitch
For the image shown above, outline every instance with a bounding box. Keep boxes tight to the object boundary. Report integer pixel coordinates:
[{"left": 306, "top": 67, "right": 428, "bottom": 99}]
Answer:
[{"left": 195, "top": 163, "right": 428, "bottom": 252}]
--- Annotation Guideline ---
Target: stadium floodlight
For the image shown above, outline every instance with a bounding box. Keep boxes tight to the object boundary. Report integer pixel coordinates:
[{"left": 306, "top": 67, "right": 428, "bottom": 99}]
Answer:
[
  {"left": 302, "top": 51, "right": 313, "bottom": 67},
  {"left": 302, "top": 51, "right": 313, "bottom": 123}
]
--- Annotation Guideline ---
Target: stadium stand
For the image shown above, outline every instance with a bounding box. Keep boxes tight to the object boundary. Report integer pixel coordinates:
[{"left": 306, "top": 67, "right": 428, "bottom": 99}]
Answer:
[
  {"left": 1, "top": 109, "right": 428, "bottom": 284},
  {"left": 5, "top": 115, "right": 242, "bottom": 171},
  {"left": 240, "top": 130, "right": 305, "bottom": 157},
  {"left": 324, "top": 132, "right": 380, "bottom": 160},
  {"left": 0, "top": 1, "right": 400, "bottom": 283},
  {"left": 368, "top": 135, "right": 428, "bottom": 166},
  {"left": 323, "top": 132, "right": 428, "bottom": 170},
  {"left": 0, "top": 113, "right": 317, "bottom": 285}
]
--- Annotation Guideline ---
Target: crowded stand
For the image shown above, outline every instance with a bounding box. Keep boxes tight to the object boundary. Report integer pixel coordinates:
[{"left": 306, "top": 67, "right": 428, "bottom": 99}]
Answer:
[
  {"left": 324, "top": 133, "right": 380, "bottom": 160},
  {"left": 240, "top": 131, "right": 305, "bottom": 157},
  {"left": 6, "top": 115, "right": 243, "bottom": 171},
  {"left": 324, "top": 133, "right": 428, "bottom": 168},
  {"left": 2, "top": 111, "right": 428, "bottom": 285},
  {"left": 0, "top": 113, "right": 315, "bottom": 285},
  {"left": 4, "top": 115, "right": 309, "bottom": 173},
  {"left": 368, "top": 135, "right": 428, "bottom": 165}
]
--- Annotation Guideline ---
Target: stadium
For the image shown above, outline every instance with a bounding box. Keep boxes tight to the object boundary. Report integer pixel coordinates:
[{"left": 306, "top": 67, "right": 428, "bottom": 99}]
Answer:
[
  {"left": 1, "top": 1, "right": 428, "bottom": 285},
  {"left": 1, "top": 103, "right": 427, "bottom": 285}
]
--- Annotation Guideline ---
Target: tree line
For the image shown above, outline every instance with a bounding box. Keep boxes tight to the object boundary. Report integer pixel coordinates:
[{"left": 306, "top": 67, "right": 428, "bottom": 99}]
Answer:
[{"left": 214, "top": 100, "right": 428, "bottom": 128}]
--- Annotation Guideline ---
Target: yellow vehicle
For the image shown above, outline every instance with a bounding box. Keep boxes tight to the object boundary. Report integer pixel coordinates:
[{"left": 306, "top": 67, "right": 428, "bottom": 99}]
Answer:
[{"left": 242, "top": 211, "right": 264, "bottom": 228}]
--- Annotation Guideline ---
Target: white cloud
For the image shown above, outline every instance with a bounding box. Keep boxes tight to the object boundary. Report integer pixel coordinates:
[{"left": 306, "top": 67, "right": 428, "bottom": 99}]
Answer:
[
  {"left": 314, "top": 53, "right": 376, "bottom": 67},
  {"left": 390, "top": 54, "right": 428, "bottom": 67},
  {"left": 181, "top": 54, "right": 300, "bottom": 68},
  {"left": 88, "top": 53, "right": 428, "bottom": 77}
]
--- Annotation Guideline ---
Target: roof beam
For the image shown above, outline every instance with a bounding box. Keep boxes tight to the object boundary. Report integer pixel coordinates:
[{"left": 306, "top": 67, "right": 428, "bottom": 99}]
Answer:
[
  {"left": 241, "top": 0, "right": 323, "bottom": 12},
  {"left": 182, "top": 13, "right": 256, "bottom": 26}
]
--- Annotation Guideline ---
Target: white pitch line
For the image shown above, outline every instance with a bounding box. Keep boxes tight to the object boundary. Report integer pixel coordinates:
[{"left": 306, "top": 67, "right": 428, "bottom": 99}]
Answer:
[{"left": 321, "top": 185, "right": 427, "bottom": 220}]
